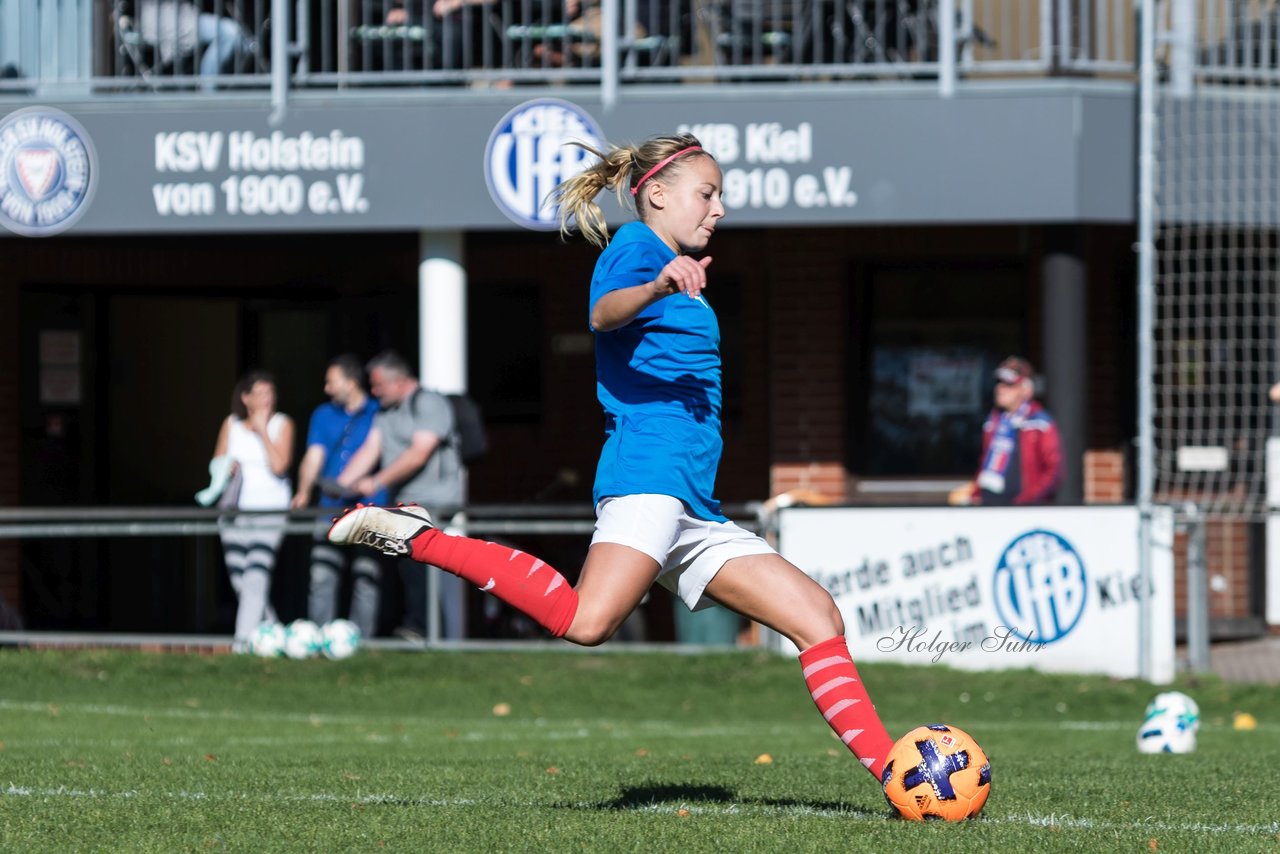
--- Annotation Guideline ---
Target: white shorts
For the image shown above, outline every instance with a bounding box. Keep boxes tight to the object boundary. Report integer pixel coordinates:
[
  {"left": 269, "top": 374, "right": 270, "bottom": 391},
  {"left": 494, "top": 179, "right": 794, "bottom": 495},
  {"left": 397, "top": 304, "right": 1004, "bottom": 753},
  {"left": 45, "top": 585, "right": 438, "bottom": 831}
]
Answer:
[{"left": 591, "top": 493, "right": 776, "bottom": 611}]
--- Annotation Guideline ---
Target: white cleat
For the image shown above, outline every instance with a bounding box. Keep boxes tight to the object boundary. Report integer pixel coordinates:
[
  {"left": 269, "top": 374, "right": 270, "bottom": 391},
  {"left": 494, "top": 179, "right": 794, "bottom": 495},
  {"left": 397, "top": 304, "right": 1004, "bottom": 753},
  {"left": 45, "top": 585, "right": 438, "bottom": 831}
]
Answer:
[{"left": 327, "top": 505, "right": 434, "bottom": 556}]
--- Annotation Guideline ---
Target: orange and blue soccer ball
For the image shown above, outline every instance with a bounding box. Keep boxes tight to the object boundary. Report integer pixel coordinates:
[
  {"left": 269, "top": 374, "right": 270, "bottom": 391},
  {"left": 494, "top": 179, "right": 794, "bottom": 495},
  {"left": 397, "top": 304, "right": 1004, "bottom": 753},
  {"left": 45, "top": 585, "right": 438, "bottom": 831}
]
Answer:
[{"left": 881, "top": 724, "right": 991, "bottom": 821}]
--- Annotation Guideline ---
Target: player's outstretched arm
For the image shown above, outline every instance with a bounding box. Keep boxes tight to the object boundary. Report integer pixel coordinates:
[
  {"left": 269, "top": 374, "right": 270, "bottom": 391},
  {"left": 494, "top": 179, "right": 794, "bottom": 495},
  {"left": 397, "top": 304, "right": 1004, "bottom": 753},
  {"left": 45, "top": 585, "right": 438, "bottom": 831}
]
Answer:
[{"left": 590, "top": 255, "right": 713, "bottom": 332}]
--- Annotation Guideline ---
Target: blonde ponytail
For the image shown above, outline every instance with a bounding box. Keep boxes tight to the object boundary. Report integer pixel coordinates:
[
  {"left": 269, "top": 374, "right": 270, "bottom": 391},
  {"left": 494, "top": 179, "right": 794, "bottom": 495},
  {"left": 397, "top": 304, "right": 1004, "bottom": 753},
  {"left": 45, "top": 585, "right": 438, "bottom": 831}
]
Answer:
[
  {"left": 555, "top": 142, "right": 636, "bottom": 249},
  {"left": 555, "top": 133, "right": 709, "bottom": 249}
]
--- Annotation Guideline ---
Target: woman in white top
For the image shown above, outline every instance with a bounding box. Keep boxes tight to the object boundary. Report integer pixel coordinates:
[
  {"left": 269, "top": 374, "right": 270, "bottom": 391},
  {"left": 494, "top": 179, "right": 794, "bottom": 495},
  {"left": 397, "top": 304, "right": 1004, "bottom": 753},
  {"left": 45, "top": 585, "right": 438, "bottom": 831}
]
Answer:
[{"left": 211, "top": 371, "right": 294, "bottom": 651}]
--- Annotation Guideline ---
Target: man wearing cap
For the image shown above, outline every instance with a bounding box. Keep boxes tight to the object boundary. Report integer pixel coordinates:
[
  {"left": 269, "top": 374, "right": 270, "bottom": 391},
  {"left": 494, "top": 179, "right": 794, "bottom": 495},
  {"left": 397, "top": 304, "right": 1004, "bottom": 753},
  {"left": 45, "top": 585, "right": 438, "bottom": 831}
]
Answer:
[{"left": 950, "top": 356, "right": 1064, "bottom": 506}]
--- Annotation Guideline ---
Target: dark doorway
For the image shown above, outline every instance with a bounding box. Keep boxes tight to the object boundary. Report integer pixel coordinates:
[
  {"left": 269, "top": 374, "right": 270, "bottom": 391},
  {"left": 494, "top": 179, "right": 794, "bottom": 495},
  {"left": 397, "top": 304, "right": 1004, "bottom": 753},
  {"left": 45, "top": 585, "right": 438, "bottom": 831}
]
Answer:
[
  {"left": 19, "top": 283, "right": 410, "bottom": 632},
  {"left": 850, "top": 261, "right": 1029, "bottom": 478}
]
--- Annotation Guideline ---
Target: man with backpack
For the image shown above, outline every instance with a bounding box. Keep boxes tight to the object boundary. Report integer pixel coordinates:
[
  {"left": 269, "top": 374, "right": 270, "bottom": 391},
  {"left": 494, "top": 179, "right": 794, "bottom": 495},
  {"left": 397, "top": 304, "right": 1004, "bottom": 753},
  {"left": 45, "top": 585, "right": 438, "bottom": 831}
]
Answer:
[{"left": 337, "top": 350, "right": 469, "bottom": 641}]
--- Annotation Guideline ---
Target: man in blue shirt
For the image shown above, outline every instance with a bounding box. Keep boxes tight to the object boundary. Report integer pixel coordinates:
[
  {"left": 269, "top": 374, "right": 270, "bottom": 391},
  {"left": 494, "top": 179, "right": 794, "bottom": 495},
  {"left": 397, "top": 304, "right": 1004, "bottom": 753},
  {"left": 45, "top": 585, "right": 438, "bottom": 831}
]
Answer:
[{"left": 292, "top": 354, "right": 386, "bottom": 637}]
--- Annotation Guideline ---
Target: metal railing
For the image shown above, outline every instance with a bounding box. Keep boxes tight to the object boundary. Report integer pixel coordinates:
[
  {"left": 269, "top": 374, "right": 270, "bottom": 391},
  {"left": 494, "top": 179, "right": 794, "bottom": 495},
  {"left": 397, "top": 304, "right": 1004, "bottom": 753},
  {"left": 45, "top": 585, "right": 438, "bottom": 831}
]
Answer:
[
  {"left": 0, "top": 0, "right": 1145, "bottom": 102},
  {"left": 0, "top": 502, "right": 770, "bottom": 538},
  {"left": 0, "top": 502, "right": 765, "bottom": 646},
  {"left": 6, "top": 4, "right": 1276, "bottom": 114},
  {"left": 1176, "top": 0, "right": 1280, "bottom": 84}
]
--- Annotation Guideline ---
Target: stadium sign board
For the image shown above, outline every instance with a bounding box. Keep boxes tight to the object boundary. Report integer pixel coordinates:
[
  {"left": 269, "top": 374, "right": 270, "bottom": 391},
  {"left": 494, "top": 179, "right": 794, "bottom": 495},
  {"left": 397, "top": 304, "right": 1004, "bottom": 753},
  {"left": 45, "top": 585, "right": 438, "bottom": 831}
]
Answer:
[
  {"left": 0, "top": 85, "right": 1132, "bottom": 236},
  {"left": 777, "top": 505, "right": 1175, "bottom": 683}
]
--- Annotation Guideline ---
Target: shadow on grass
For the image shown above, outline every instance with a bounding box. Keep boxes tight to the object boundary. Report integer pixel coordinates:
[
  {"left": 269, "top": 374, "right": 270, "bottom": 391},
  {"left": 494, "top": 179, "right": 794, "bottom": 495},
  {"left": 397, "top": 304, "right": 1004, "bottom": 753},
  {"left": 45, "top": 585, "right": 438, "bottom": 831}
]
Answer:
[{"left": 566, "top": 784, "right": 883, "bottom": 819}]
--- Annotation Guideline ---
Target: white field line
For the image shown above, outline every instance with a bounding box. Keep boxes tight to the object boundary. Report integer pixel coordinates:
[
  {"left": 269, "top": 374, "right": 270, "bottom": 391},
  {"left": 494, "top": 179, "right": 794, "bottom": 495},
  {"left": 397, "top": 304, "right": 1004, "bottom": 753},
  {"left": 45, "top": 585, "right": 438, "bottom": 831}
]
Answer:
[
  {"left": 2, "top": 701, "right": 1269, "bottom": 747},
  {"left": 0, "top": 699, "right": 796, "bottom": 741},
  {"left": 0, "top": 735, "right": 364, "bottom": 749},
  {"left": 0, "top": 699, "right": 1178, "bottom": 733},
  {"left": 0, "top": 699, "right": 390, "bottom": 727},
  {"left": 1, "top": 784, "right": 1278, "bottom": 837}
]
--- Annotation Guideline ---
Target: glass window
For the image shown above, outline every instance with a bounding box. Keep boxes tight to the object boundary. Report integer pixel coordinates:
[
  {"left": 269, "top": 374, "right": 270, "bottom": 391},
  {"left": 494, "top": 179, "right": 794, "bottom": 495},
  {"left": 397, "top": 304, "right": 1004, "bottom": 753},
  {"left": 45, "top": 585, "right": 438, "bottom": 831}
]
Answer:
[
  {"left": 852, "top": 263, "right": 1027, "bottom": 476},
  {"left": 468, "top": 281, "right": 542, "bottom": 421}
]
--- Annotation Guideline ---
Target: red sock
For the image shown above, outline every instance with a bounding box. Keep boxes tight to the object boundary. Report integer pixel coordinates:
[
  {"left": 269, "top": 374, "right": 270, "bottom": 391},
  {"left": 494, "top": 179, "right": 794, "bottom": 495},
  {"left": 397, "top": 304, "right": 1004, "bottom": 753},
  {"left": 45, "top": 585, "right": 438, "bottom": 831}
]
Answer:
[
  {"left": 798, "top": 635, "right": 895, "bottom": 780},
  {"left": 410, "top": 529, "right": 578, "bottom": 638}
]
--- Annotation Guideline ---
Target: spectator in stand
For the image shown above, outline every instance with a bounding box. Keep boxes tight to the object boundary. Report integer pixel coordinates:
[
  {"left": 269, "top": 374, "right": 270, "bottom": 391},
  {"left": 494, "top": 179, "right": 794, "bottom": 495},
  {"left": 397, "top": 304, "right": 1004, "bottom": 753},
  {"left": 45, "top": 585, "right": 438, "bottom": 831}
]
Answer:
[
  {"left": 336, "top": 351, "right": 466, "bottom": 642},
  {"left": 210, "top": 370, "right": 294, "bottom": 651},
  {"left": 292, "top": 355, "right": 386, "bottom": 639},
  {"left": 950, "top": 356, "right": 1063, "bottom": 506},
  {"left": 136, "top": 1, "right": 253, "bottom": 88},
  {"left": 375, "top": 0, "right": 592, "bottom": 72},
  {"left": 379, "top": 0, "right": 498, "bottom": 70}
]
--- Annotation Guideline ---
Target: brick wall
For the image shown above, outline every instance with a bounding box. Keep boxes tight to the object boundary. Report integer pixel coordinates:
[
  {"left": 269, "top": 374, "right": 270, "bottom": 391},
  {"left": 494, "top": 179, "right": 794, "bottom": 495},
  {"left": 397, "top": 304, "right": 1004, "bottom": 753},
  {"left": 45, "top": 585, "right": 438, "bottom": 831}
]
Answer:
[
  {"left": 765, "top": 230, "right": 848, "bottom": 502},
  {"left": 1172, "top": 519, "right": 1252, "bottom": 621},
  {"left": 1084, "top": 449, "right": 1125, "bottom": 504}
]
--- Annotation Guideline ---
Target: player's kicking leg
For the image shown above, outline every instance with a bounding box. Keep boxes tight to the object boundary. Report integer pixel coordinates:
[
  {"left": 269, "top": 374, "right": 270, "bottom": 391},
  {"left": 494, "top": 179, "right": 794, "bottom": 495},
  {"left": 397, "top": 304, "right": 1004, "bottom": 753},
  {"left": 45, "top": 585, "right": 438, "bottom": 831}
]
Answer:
[
  {"left": 329, "top": 504, "right": 893, "bottom": 779},
  {"left": 328, "top": 504, "right": 581, "bottom": 638},
  {"left": 328, "top": 504, "right": 663, "bottom": 646},
  {"left": 702, "top": 553, "right": 895, "bottom": 780}
]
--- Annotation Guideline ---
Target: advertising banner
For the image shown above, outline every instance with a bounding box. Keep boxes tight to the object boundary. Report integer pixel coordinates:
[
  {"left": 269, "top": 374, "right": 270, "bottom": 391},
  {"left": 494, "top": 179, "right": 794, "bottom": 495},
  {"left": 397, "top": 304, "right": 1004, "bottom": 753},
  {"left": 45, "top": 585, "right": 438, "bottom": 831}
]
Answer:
[
  {"left": 1, "top": 85, "right": 1133, "bottom": 236},
  {"left": 777, "top": 505, "right": 1175, "bottom": 683}
]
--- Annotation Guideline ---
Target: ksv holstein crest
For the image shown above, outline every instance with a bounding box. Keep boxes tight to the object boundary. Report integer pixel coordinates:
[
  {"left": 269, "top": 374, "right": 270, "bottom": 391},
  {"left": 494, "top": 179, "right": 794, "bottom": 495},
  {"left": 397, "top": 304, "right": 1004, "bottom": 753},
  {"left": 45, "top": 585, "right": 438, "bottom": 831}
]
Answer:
[{"left": 0, "top": 107, "right": 98, "bottom": 237}]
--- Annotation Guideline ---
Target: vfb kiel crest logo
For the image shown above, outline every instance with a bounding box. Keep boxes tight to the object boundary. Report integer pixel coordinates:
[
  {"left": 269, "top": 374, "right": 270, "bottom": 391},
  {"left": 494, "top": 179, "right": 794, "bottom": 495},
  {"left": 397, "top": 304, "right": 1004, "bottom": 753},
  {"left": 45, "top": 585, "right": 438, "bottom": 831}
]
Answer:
[
  {"left": 484, "top": 98, "right": 604, "bottom": 230},
  {"left": 0, "top": 107, "right": 98, "bottom": 237},
  {"left": 992, "top": 529, "right": 1088, "bottom": 645}
]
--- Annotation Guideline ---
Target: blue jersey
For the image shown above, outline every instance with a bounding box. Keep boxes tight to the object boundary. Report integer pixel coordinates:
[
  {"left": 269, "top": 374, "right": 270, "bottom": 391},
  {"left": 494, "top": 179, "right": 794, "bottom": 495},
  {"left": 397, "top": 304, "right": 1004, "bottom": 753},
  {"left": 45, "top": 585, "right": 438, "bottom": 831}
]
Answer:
[
  {"left": 588, "top": 221, "right": 725, "bottom": 522},
  {"left": 305, "top": 398, "right": 385, "bottom": 507}
]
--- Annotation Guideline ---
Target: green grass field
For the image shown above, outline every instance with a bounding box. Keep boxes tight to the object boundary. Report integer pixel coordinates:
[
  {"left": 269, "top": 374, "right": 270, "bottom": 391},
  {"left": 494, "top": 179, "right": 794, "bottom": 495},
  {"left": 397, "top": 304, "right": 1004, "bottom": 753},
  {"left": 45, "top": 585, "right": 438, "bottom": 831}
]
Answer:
[{"left": 1, "top": 647, "right": 1277, "bottom": 853}]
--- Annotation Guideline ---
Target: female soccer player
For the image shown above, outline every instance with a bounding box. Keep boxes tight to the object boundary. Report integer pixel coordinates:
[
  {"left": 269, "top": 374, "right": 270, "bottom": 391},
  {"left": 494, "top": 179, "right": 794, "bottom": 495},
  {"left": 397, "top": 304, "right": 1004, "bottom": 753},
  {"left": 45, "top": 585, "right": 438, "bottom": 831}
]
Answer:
[{"left": 328, "top": 133, "right": 895, "bottom": 779}]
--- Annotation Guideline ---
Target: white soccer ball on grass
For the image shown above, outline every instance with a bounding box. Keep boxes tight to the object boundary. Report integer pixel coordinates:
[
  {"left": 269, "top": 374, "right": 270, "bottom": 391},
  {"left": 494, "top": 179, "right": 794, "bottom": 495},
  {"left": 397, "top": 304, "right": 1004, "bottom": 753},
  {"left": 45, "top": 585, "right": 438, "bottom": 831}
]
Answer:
[
  {"left": 321, "top": 619, "right": 362, "bottom": 660},
  {"left": 1145, "top": 691, "right": 1201, "bottom": 732},
  {"left": 250, "top": 621, "right": 287, "bottom": 657},
  {"left": 1137, "top": 691, "right": 1200, "bottom": 754},
  {"left": 283, "top": 619, "right": 324, "bottom": 659}
]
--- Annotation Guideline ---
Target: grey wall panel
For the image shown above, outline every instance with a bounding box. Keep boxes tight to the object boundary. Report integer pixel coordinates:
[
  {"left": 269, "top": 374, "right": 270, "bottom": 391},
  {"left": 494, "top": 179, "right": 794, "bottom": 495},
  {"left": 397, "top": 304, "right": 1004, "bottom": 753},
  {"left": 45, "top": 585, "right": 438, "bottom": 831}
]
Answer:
[{"left": 0, "top": 83, "right": 1136, "bottom": 237}]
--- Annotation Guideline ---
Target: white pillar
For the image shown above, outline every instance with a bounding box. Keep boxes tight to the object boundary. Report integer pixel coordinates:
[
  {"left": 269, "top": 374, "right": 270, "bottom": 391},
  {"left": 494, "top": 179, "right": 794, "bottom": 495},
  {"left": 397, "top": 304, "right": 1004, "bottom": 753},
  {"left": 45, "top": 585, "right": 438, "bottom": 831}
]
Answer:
[
  {"left": 417, "top": 229, "right": 468, "bottom": 646},
  {"left": 418, "top": 230, "right": 467, "bottom": 394}
]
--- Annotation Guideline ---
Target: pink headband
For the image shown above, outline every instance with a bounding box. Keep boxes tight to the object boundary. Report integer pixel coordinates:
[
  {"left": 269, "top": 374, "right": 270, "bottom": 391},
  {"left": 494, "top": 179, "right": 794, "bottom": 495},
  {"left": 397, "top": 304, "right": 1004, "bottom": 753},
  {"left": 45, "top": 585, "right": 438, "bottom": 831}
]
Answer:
[{"left": 630, "top": 146, "right": 703, "bottom": 197}]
